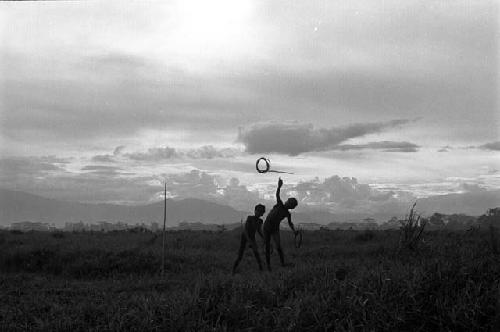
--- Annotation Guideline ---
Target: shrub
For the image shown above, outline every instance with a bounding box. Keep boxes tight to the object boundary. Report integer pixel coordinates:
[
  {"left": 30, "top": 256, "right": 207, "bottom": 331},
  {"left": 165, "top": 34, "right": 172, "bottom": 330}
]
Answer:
[
  {"left": 399, "top": 202, "right": 427, "bottom": 251},
  {"left": 52, "top": 231, "right": 65, "bottom": 239},
  {"left": 488, "top": 224, "right": 499, "bottom": 255},
  {"left": 355, "top": 230, "right": 375, "bottom": 242}
]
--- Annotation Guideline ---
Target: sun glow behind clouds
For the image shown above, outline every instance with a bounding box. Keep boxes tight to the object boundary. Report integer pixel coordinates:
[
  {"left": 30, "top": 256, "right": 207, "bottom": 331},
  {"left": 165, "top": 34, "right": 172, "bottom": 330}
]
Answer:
[{"left": 166, "top": 0, "right": 256, "bottom": 61}]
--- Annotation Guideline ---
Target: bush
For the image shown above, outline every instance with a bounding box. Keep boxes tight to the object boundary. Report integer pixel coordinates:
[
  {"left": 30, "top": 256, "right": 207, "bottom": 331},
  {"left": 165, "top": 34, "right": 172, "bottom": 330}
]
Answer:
[
  {"left": 355, "top": 230, "right": 375, "bottom": 242},
  {"left": 399, "top": 202, "right": 427, "bottom": 251},
  {"left": 52, "top": 231, "right": 65, "bottom": 239}
]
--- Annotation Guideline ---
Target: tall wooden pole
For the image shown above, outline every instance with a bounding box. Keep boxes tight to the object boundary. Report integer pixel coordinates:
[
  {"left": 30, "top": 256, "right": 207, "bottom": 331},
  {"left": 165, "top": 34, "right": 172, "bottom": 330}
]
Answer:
[{"left": 161, "top": 182, "right": 166, "bottom": 277}]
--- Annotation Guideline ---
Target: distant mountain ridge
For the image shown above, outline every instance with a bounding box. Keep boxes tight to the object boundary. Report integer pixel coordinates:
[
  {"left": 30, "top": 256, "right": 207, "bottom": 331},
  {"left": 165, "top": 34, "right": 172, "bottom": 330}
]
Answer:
[
  {"left": 0, "top": 189, "right": 246, "bottom": 227},
  {"left": 1, "top": 188, "right": 498, "bottom": 227},
  {"left": 416, "top": 190, "right": 500, "bottom": 216}
]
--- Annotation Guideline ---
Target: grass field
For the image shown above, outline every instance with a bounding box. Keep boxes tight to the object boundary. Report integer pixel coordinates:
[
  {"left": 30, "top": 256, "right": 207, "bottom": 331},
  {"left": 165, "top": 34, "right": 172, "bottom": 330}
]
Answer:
[{"left": 0, "top": 228, "right": 499, "bottom": 331}]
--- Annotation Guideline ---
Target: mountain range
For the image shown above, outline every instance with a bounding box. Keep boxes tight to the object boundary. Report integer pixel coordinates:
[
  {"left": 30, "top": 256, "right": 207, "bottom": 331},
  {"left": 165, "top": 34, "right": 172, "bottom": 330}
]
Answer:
[
  {"left": 0, "top": 189, "right": 244, "bottom": 227},
  {"left": 0, "top": 188, "right": 498, "bottom": 227}
]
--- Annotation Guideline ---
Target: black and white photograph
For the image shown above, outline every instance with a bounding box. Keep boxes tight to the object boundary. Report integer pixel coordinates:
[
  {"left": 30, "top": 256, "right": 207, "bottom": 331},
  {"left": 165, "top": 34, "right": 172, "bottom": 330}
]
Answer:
[{"left": 0, "top": 0, "right": 499, "bottom": 330}]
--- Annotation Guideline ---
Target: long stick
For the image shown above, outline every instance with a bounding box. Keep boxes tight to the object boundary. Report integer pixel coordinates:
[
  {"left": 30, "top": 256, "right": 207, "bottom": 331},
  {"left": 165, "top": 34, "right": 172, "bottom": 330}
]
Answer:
[{"left": 161, "top": 182, "right": 166, "bottom": 277}]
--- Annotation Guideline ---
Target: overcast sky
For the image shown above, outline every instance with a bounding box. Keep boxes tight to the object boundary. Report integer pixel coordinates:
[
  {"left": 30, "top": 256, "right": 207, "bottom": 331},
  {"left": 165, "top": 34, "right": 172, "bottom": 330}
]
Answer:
[{"left": 1, "top": 1, "right": 498, "bottom": 215}]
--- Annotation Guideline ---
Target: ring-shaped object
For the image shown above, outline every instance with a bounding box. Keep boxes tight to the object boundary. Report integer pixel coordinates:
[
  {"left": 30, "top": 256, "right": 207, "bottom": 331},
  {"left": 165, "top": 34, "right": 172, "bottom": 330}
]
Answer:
[
  {"left": 256, "top": 157, "right": 271, "bottom": 173},
  {"left": 294, "top": 230, "right": 303, "bottom": 249}
]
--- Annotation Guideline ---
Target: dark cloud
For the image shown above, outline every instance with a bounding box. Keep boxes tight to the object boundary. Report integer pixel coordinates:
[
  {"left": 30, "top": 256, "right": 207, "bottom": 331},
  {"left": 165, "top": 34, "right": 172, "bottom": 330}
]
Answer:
[
  {"left": 184, "top": 146, "right": 238, "bottom": 159},
  {"left": 335, "top": 141, "right": 419, "bottom": 152},
  {"left": 438, "top": 145, "right": 452, "bottom": 152},
  {"left": 125, "top": 145, "right": 238, "bottom": 161},
  {"left": 81, "top": 165, "right": 121, "bottom": 171},
  {"left": 90, "top": 145, "right": 126, "bottom": 163},
  {"left": 478, "top": 141, "right": 500, "bottom": 151},
  {"left": 126, "top": 147, "right": 179, "bottom": 161},
  {"left": 81, "top": 165, "right": 123, "bottom": 176},
  {"left": 238, "top": 120, "right": 412, "bottom": 155},
  {"left": 0, "top": 156, "right": 66, "bottom": 178},
  {"left": 91, "top": 155, "right": 116, "bottom": 163},
  {"left": 113, "top": 145, "right": 126, "bottom": 155}
]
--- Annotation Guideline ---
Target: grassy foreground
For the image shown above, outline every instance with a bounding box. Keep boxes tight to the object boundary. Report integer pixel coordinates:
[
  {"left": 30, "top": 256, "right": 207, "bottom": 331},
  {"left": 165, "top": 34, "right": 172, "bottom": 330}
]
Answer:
[{"left": 0, "top": 229, "right": 499, "bottom": 331}]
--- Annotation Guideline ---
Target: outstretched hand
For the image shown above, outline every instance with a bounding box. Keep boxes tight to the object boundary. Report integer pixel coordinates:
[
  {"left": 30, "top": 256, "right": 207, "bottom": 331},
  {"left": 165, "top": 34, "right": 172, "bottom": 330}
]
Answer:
[{"left": 278, "top": 177, "right": 283, "bottom": 188}]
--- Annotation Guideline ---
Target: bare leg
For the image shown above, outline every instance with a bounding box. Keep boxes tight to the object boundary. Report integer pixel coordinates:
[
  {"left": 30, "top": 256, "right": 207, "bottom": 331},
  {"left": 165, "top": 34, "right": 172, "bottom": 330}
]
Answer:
[
  {"left": 249, "top": 238, "right": 263, "bottom": 271},
  {"left": 272, "top": 231, "right": 285, "bottom": 266},
  {"left": 264, "top": 230, "right": 272, "bottom": 271},
  {"left": 232, "top": 234, "right": 247, "bottom": 273}
]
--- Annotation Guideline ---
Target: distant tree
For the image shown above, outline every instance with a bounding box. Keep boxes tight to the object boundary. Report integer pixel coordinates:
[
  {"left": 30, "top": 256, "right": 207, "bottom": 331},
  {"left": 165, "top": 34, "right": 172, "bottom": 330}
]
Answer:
[
  {"left": 477, "top": 207, "right": 500, "bottom": 255},
  {"left": 429, "top": 213, "right": 445, "bottom": 228},
  {"left": 217, "top": 224, "right": 227, "bottom": 233},
  {"left": 479, "top": 207, "right": 500, "bottom": 227},
  {"left": 487, "top": 208, "right": 500, "bottom": 217},
  {"left": 388, "top": 216, "right": 399, "bottom": 224}
]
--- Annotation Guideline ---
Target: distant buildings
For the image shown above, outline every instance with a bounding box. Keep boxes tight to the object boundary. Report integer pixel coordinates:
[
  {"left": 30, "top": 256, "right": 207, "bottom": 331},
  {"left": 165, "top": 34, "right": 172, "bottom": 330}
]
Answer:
[
  {"left": 6, "top": 220, "right": 386, "bottom": 232},
  {"left": 67, "top": 221, "right": 150, "bottom": 232},
  {"left": 64, "top": 221, "right": 87, "bottom": 232},
  {"left": 5, "top": 207, "right": 497, "bottom": 233},
  {"left": 7, "top": 221, "right": 160, "bottom": 232},
  {"left": 174, "top": 221, "right": 241, "bottom": 231},
  {"left": 89, "top": 221, "right": 130, "bottom": 232},
  {"left": 298, "top": 222, "right": 323, "bottom": 231},
  {"left": 176, "top": 221, "right": 220, "bottom": 231},
  {"left": 327, "top": 218, "right": 378, "bottom": 230},
  {"left": 10, "top": 221, "right": 56, "bottom": 232}
]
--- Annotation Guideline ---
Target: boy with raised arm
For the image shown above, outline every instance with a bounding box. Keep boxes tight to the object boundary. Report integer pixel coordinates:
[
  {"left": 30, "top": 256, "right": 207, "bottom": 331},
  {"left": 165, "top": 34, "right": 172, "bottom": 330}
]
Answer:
[
  {"left": 232, "top": 204, "right": 266, "bottom": 274},
  {"left": 263, "top": 177, "right": 298, "bottom": 271}
]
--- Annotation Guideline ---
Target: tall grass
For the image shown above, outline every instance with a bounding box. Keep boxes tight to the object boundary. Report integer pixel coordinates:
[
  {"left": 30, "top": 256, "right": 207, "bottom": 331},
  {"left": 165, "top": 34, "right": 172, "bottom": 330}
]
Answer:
[
  {"left": 399, "top": 202, "right": 427, "bottom": 251},
  {"left": 0, "top": 229, "right": 498, "bottom": 331}
]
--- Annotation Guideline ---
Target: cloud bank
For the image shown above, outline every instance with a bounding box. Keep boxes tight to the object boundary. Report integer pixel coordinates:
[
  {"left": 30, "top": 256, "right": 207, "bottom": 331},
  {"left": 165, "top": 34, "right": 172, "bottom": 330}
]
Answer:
[
  {"left": 478, "top": 141, "right": 500, "bottom": 151},
  {"left": 238, "top": 119, "right": 413, "bottom": 155},
  {"left": 336, "top": 141, "right": 419, "bottom": 152},
  {"left": 124, "top": 146, "right": 238, "bottom": 161}
]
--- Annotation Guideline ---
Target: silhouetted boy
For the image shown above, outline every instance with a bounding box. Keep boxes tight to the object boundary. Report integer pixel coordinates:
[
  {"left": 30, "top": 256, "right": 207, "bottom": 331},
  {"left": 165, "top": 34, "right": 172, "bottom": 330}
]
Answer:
[
  {"left": 232, "top": 204, "right": 265, "bottom": 273},
  {"left": 264, "top": 177, "right": 298, "bottom": 271}
]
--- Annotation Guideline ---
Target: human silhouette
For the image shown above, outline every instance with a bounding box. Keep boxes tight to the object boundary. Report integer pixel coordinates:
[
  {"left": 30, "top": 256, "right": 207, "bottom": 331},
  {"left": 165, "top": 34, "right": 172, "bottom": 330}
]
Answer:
[
  {"left": 232, "top": 204, "right": 266, "bottom": 274},
  {"left": 263, "top": 177, "right": 298, "bottom": 271}
]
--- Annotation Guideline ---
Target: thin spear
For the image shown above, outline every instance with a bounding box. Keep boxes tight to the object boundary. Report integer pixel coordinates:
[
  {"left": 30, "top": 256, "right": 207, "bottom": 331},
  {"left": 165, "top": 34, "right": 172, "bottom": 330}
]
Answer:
[{"left": 161, "top": 182, "right": 167, "bottom": 277}]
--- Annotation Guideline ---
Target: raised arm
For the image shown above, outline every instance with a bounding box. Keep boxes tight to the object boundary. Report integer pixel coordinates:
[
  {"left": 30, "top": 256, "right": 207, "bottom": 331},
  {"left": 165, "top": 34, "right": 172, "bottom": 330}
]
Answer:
[{"left": 276, "top": 177, "right": 283, "bottom": 205}]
